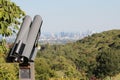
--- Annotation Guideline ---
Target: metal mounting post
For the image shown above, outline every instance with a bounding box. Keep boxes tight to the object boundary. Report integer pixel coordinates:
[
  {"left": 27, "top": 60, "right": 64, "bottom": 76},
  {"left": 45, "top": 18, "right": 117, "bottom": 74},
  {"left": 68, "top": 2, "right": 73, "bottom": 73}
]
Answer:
[{"left": 19, "top": 62, "right": 35, "bottom": 80}]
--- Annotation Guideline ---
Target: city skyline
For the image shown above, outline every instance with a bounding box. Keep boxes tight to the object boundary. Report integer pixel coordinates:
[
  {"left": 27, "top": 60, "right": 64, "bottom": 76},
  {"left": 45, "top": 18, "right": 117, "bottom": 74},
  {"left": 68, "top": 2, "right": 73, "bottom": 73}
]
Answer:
[
  {"left": 5, "top": 31, "right": 94, "bottom": 44},
  {"left": 11, "top": 0, "right": 120, "bottom": 33}
]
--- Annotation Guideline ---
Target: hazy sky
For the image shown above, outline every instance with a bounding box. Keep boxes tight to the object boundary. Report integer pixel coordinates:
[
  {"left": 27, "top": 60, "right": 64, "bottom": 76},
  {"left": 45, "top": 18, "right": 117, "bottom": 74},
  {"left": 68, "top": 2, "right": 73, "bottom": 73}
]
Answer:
[{"left": 11, "top": 0, "right": 120, "bottom": 33}]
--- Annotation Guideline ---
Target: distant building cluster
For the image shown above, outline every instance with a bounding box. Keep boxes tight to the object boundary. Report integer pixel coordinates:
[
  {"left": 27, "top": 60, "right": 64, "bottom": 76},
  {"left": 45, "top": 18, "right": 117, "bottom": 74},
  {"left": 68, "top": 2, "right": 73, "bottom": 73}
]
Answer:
[
  {"left": 40, "top": 30, "right": 95, "bottom": 44},
  {"left": 4, "top": 30, "right": 95, "bottom": 44}
]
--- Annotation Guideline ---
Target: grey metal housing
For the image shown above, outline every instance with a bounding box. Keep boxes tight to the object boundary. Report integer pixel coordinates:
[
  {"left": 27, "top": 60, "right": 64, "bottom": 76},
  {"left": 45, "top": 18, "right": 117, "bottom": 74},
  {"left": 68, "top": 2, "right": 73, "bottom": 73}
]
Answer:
[{"left": 6, "top": 15, "right": 43, "bottom": 63}]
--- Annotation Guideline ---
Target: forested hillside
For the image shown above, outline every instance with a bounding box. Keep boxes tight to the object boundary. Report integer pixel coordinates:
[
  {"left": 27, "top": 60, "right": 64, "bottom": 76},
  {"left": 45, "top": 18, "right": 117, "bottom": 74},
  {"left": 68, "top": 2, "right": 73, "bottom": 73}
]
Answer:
[
  {"left": 1, "top": 29, "right": 120, "bottom": 80},
  {"left": 35, "top": 29, "right": 120, "bottom": 80}
]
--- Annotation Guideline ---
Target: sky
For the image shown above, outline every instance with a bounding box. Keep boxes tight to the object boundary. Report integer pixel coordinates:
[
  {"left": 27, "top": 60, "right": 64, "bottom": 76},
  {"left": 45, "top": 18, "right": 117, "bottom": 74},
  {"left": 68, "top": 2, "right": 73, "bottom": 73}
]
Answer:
[{"left": 11, "top": 0, "right": 120, "bottom": 33}]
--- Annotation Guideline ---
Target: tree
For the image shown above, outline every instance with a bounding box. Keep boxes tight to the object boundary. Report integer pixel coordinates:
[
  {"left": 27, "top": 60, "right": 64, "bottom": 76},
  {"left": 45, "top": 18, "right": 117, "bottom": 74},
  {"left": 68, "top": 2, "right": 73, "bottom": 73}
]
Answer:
[
  {"left": 35, "top": 58, "right": 56, "bottom": 80},
  {"left": 0, "top": 0, "right": 25, "bottom": 58},
  {"left": 0, "top": 0, "right": 25, "bottom": 79},
  {"left": 94, "top": 48, "right": 120, "bottom": 79},
  {"left": 0, "top": 0, "right": 25, "bottom": 37},
  {"left": 0, "top": 63, "right": 19, "bottom": 80}
]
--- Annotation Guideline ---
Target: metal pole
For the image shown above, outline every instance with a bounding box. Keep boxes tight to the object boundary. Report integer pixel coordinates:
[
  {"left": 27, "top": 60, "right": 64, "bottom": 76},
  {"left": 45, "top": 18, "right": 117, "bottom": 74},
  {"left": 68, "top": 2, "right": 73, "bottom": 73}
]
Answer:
[{"left": 19, "top": 62, "right": 35, "bottom": 80}]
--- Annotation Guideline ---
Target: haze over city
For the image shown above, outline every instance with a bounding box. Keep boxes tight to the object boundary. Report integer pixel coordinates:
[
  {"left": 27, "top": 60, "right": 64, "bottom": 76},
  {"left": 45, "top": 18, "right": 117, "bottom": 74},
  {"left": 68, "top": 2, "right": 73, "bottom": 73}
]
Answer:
[{"left": 11, "top": 0, "right": 120, "bottom": 33}]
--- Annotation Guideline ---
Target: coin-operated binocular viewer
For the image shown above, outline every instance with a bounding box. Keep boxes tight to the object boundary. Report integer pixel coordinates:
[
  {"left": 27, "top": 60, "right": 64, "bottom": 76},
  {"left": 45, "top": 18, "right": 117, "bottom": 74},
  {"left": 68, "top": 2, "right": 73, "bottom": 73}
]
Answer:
[{"left": 6, "top": 15, "right": 43, "bottom": 80}]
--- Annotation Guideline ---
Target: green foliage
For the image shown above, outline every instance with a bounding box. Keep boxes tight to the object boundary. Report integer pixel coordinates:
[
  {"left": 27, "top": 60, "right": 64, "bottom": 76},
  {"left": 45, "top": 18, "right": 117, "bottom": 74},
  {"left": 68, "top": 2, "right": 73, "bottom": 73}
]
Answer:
[
  {"left": 0, "top": 0, "right": 25, "bottom": 36},
  {"left": 36, "top": 29, "right": 120, "bottom": 80},
  {"left": 1, "top": 28, "right": 120, "bottom": 80},
  {"left": 35, "top": 58, "right": 56, "bottom": 80},
  {"left": 0, "top": 0, "right": 25, "bottom": 58},
  {"left": 0, "top": 63, "right": 18, "bottom": 80},
  {"left": 0, "top": 0, "right": 25, "bottom": 80},
  {"left": 0, "top": 39, "right": 8, "bottom": 54},
  {"left": 36, "top": 44, "right": 83, "bottom": 79},
  {"left": 94, "top": 48, "right": 120, "bottom": 79}
]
